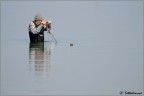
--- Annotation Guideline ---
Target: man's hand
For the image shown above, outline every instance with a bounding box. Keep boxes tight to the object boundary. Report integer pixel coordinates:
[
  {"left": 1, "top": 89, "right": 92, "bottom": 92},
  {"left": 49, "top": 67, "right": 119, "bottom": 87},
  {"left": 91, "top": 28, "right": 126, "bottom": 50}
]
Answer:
[
  {"left": 40, "top": 19, "right": 52, "bottom": 31},
  {"left": 42, "top": 20, "right": 52, "bottom": 25},
  {"left": 47, "top": 20, "right": 52, "bottom": 24},
  {"left": 40, "top": 22, "right": 46, "bottom": 28}
]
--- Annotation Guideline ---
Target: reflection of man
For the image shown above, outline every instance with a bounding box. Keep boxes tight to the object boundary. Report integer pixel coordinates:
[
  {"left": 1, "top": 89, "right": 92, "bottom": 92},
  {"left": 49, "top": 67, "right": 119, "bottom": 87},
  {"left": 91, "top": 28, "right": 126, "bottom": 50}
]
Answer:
[
  {"left": 29, "top": 42, "right": 54, "bottom": 75},
  {"left": 29, "top": 42, "right": 44, "bottom": 73}
]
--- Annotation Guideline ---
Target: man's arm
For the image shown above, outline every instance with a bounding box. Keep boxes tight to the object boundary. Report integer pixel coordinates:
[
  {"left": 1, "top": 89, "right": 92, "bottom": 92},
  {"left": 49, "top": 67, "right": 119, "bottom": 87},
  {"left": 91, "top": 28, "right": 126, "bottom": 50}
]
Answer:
[{"left": 28, "top": 22, "right": 41, "bottom": 34}]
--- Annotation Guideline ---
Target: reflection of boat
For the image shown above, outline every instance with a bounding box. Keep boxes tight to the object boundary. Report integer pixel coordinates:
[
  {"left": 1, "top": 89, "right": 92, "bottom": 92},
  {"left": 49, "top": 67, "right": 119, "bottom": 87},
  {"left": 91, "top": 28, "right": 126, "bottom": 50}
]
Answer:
[{"left": 29, "top": 42, "right": 56, "bottom": 76}]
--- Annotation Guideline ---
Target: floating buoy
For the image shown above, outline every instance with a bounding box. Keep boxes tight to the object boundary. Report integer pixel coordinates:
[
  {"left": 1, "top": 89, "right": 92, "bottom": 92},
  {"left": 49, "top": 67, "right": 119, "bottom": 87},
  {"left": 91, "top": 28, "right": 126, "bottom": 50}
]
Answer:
[{"left": 70, "top": 43, "right": 73, "bottom": 46}]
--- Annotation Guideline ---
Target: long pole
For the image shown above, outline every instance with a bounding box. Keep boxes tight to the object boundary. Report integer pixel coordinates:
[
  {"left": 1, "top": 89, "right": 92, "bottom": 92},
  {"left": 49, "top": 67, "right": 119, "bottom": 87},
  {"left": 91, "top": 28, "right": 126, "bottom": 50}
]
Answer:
[{"left": 47, "top": 29, "right": 57, "bottom": 43}]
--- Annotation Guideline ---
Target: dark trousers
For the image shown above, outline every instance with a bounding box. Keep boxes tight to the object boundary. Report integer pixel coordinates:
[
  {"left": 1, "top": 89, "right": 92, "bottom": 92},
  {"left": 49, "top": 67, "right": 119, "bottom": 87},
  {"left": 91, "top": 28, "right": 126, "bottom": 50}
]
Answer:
[{"left": 29, "top": 32, "right": 44, "bottom": 42}]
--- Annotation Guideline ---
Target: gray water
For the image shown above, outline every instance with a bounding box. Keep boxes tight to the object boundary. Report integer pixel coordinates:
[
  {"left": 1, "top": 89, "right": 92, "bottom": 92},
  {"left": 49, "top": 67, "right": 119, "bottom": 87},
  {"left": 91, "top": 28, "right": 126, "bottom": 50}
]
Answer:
[{"left": 1, "top": 1, "right": 143, "bottom": 95}]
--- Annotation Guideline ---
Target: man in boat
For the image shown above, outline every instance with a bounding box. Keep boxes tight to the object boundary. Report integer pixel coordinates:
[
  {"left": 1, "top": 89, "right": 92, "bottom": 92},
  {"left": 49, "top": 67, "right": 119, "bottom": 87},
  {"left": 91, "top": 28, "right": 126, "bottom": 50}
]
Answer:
[{"left": 28, "top": 13, "right": 52, "bottom": 42}]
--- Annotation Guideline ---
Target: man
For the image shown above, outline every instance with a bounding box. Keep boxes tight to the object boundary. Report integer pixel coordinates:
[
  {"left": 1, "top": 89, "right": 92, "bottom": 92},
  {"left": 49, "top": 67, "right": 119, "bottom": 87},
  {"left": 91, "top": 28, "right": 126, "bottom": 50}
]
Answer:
[{"left": 28, "top": 13, "right": 52, "bottom": 42}]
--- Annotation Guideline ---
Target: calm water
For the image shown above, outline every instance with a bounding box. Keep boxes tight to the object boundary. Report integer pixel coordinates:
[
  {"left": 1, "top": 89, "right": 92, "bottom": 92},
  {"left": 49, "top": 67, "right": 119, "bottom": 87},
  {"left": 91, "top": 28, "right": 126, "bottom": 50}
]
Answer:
[
  {"left": 1, "top": 1, "right": 143, "bottom": 95},
  {"left": 1, "top": 36, "right": 143, "bottom": 95}
]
